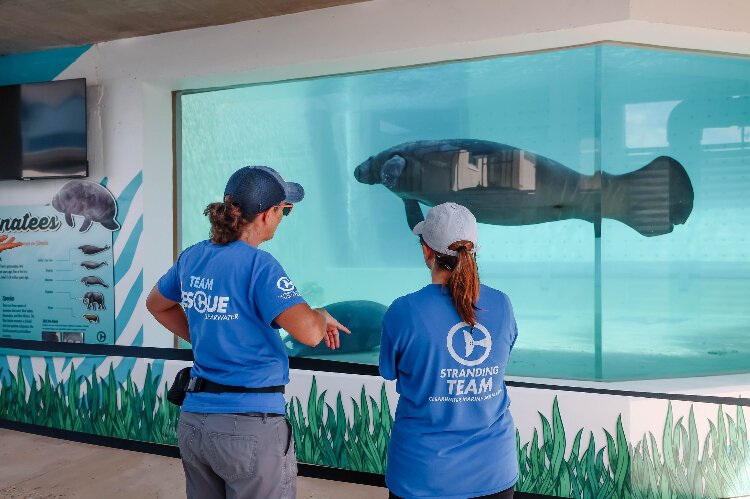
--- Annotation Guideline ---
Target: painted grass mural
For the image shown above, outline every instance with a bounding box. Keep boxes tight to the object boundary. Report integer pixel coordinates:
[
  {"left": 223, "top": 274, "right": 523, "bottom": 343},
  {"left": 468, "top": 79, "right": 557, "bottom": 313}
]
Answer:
[
  {"left": 1, "top": 363, "right": 750, "bottom": 498},
  {"left": 288, "top": 376, "right": 392, "bottom": 474},
  {"left": 0, "top": 362, "right": 178, "bottom": 444}
]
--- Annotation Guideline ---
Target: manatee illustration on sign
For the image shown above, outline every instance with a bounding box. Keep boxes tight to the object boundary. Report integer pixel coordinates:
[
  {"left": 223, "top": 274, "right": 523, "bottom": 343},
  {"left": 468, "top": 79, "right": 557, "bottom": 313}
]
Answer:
[
  {"left": 51, "top": 180, "right": 120, "bottom": 232},
  {"left": 80, "top": 275, "right": 108, "bottom": 287},
  {"left": 354, "top": 139, "right": 694, "bottom": 237},
  {"left": 78, "top": 244, "right": 110, "bottom": 255},
  {"left": 80, "top": 260, "right": 108, "bottom": 270}
]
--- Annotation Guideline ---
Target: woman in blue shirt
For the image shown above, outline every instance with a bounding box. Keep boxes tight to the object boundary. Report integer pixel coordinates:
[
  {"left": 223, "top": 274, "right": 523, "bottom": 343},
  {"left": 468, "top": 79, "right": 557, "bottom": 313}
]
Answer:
[
  {"left": 380, "top": 202, "right": 519, "bottom": 499},
  {"left": 146, "top": 165, "right": 349, "bottom": 499}
]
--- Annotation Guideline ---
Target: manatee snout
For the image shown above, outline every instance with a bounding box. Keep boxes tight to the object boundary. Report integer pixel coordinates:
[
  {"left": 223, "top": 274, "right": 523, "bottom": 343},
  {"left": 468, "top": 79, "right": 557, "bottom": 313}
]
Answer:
[
  {"left": 355, "top": 154, "right": 406, "bottom": 190},
  {"left": 354, "top": 157, "right": 378, "bottom": 185}
]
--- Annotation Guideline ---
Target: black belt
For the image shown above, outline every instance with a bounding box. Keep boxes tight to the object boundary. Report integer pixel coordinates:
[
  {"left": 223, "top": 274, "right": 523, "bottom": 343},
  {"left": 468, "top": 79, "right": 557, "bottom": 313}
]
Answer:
[{"left": 186, "top": 376, "right": 285, "bottom": 394}]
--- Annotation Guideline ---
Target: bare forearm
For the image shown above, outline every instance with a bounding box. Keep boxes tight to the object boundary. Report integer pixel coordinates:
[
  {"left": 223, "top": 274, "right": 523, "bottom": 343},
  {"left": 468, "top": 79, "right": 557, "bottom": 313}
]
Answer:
[
  {"left": 153, "top": 305, "right": 190, "bottom": 343},
  {"left": 275, "top": 304, "right": 350, "bottom": 349},
  {"left": 311, "top": 308, "right": 328, "bottom": 342}
]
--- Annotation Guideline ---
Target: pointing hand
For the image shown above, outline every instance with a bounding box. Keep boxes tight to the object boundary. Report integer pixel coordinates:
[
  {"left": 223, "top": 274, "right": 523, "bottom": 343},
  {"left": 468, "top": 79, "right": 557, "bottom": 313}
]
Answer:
[
  {"left": 0, "top": 235, "right": 23, "bottom": 253},
  {"left": 316, "top": 308, "right": 352, "bottom": 350}
]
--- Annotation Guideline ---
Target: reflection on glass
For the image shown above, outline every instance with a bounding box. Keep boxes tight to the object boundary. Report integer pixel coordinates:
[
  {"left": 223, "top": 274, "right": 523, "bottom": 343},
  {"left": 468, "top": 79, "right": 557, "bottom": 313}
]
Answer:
[
  {"left": 625, "top": 101, "right": 680, "bottom": 149},
  {"left": 601, "top": 46, "right": 750, "bottom": 379},
  {"left": 180, "top": 45, "right": 750, "bottom": 380}
]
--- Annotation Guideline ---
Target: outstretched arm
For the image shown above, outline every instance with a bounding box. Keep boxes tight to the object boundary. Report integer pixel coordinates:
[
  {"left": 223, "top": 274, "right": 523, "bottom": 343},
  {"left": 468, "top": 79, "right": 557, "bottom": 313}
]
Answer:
[
  {"left": 0, "top": 235, "right": 23, "bottom": 253},
  {"left": 275, "top": 304, "right": 351, "bottom": 349}
]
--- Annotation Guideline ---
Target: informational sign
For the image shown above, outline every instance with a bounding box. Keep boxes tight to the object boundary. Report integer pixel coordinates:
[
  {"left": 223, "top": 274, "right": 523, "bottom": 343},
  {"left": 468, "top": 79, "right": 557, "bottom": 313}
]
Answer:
[{"left": 0, "top": 180, "right": 119, "bottom": 345}]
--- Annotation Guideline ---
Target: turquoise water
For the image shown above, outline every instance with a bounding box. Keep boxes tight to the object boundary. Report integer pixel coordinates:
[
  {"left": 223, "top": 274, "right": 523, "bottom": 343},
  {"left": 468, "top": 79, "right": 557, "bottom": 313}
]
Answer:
[{"left": 180, "top": 45, "right": 750, "bottom": 381}]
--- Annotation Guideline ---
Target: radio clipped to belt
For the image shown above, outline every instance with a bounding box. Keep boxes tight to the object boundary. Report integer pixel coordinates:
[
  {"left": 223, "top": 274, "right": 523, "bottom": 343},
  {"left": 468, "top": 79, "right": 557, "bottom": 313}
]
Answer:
[{"left": 167, "top": 366, "right": 285, "bottom": 407}]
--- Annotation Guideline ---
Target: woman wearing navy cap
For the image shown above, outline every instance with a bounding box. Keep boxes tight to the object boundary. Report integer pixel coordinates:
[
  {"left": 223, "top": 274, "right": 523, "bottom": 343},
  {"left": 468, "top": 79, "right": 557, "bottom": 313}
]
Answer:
[
  {"left": 147, "top": 165, "right": 350, "bottom": 499},
  {"left": 380, "top": 202, "right": 519, "bottom": 499}
]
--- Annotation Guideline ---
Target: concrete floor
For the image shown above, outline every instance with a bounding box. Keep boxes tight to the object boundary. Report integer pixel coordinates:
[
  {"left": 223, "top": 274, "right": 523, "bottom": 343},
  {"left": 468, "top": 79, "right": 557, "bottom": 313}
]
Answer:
[{"left": 0, "top": 429, "right": 385, "bottom": 498}]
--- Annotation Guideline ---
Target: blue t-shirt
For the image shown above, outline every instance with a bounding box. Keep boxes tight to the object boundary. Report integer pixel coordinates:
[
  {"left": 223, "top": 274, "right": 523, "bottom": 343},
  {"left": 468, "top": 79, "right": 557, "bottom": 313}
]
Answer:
[
  {"left": 379, "top": 284, "right": 519, "bottom": 499},
  {"left": 158, "top": 240, "right": 306, "bottom": 414}
]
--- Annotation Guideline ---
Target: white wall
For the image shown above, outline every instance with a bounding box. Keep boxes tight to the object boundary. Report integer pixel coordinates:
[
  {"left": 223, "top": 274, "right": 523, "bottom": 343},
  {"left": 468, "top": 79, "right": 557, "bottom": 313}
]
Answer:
[{"left": 2, "top": 0, "right": 749, "bottom": 347}]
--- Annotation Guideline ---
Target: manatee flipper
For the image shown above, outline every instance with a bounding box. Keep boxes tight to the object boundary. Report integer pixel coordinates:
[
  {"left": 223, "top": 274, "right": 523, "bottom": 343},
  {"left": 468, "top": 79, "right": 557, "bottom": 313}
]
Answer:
[
  {"left": 603, "top": 156, "right": 694, "bottom": 237},
  {"left": 79, "top": 218, "right": 93, "bottom": 233},
  {"left": 101, "top": 219, "right": 120, "bottom": 231},
  {"left": 404, "top": 199, "right": 425, "bottom": 231},
  {"left": 381, "top": 155, "right": 406, "bottom": 189},
  {"left": 65, "top": 212, "right": 75, "bottom": 228}
]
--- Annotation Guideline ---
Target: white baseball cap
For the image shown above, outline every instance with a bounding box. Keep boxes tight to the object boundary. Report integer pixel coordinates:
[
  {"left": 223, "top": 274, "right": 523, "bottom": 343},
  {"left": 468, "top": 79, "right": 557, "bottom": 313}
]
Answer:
[{"left": 413, "top": 203, "right": 478, "bottom": 256}]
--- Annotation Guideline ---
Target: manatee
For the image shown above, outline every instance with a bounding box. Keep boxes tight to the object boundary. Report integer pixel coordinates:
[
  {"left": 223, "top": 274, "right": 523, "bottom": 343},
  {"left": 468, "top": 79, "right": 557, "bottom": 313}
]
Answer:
[
  {"left": 78, "top": 244, "right": 110, "bottom": 255},
  {"left": 354, "top": 139, "right": 694, "bottom": 237},
  {"left": 83, "top": 314, "right": 100, "bottom": 323},
  {"left": 284, "top": 300, "right": 386, "bottom": 357},
  {"left": 80, "top": 260, "right": 108, "bottom": 270},
  {"left": 81, "top": 275, "right": 108, "bottom": 287},
  {"left": 52, "top": 180, "right": 120, "bottom": 232}
]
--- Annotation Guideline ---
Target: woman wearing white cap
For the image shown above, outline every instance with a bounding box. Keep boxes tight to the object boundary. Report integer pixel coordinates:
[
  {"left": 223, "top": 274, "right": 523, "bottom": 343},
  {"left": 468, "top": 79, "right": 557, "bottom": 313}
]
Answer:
[
  {"left": 146, "top": 165, "right": 350, "bottom": 499},
  {"left": 380, "top": 202, "right": 519, "bottom": 499}
]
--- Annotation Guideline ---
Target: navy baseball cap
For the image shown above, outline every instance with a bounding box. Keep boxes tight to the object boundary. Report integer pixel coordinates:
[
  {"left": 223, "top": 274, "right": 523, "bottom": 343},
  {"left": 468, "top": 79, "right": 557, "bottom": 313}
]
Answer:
[{"left": 224, "top": 166, "right": 304, "bottom": 218}]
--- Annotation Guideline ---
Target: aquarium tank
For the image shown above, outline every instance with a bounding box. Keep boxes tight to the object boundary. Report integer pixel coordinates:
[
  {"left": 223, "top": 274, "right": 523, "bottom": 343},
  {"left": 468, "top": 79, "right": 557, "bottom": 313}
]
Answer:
[{"left": 179, "top": 45, "right": 750, "bottom": 381}]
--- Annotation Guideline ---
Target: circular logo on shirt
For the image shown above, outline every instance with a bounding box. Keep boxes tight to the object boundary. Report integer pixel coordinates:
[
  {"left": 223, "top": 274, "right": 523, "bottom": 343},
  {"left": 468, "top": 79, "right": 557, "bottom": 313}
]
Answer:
[
  {"left": 446, "top": 322, "right": 492, "bottom": 366},
  {"left": 276, "top": 277, "right": 296, "bottom": 293},
  {"left": 192, "top": 291, "right": 209, "bottom": 313}
]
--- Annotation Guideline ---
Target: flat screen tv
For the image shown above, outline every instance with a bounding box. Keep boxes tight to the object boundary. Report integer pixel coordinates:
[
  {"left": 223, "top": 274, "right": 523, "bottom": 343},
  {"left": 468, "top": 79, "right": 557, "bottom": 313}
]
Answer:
[{"left": 0, "top": 78, "right": 88, "bottom": 180}]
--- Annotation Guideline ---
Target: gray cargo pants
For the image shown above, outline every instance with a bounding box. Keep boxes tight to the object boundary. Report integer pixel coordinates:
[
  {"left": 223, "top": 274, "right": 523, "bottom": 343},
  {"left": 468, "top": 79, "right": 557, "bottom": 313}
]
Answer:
[{"left": 177, "top": 411, "right": 297, "bottom": 499}]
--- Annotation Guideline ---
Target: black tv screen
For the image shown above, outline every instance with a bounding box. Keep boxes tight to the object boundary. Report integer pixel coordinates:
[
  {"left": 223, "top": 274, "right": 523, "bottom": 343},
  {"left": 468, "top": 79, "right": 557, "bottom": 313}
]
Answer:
[{"left": 0, "top": 78, "right": 88, "bottom": 180}]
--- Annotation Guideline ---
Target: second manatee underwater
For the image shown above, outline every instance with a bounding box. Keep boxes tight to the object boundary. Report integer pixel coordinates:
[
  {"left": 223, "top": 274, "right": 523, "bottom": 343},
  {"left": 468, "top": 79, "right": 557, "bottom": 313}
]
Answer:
[
  {"left": 354, "top": 139, "right": 694, "bottom": 237},
  {"left": 284, "top": 300, "right": 386, "bottom": 357}
]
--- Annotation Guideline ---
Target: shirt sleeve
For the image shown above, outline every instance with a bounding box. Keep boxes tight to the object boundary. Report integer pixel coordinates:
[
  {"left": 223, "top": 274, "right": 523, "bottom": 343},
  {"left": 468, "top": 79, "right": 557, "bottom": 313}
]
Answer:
[
  {"left": 252, "top": 252, "right": 307, "bottom": 328},
  {"left": 157, "top": 261, "right": 182, "bottom": 303},
  {"left": 506, "top": 294, "right": 519, "bottom": 353},
  {"left": 378, "top": 303, "right": 400, "bottom": 381}
]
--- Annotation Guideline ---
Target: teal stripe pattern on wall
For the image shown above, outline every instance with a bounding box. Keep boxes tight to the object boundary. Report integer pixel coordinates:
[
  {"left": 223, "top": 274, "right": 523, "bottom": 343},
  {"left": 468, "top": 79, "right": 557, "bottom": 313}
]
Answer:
[
  {"left": 113, "top": 172, "right": 143, "bottom": 245},
  {"left": 0, "top": 45, "right": 91, "bottom": 85},
  {"left": 111, "top": 171, "right": 144, "bottom": 347},
  {"left": 115, "top": 271, "right": 144, "bottom": 344}
]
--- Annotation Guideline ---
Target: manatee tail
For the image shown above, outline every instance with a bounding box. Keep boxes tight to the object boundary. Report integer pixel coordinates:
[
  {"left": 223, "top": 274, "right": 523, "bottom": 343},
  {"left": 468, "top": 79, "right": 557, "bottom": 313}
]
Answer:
[
  {"left": 603, "top": 156, "right": 694, "bottom": 237},
  {"left": 404, "top": 199, "right": 425, "bottom": 231},
  {"left": 101, "top": 219, "right": 120, "bottom": 231}
]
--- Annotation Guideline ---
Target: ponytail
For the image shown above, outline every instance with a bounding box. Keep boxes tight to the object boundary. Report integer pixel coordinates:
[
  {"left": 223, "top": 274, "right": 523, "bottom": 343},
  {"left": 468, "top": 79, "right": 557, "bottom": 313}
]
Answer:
[
  {"left": 422, "top": 236, "right": 481, "bottom": 327},
  {"left": 203, "top": 195, "right": 250, "bottom": 245},
  {"left": 446, "top": 241, "right": 480, "bottom": 328}
]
